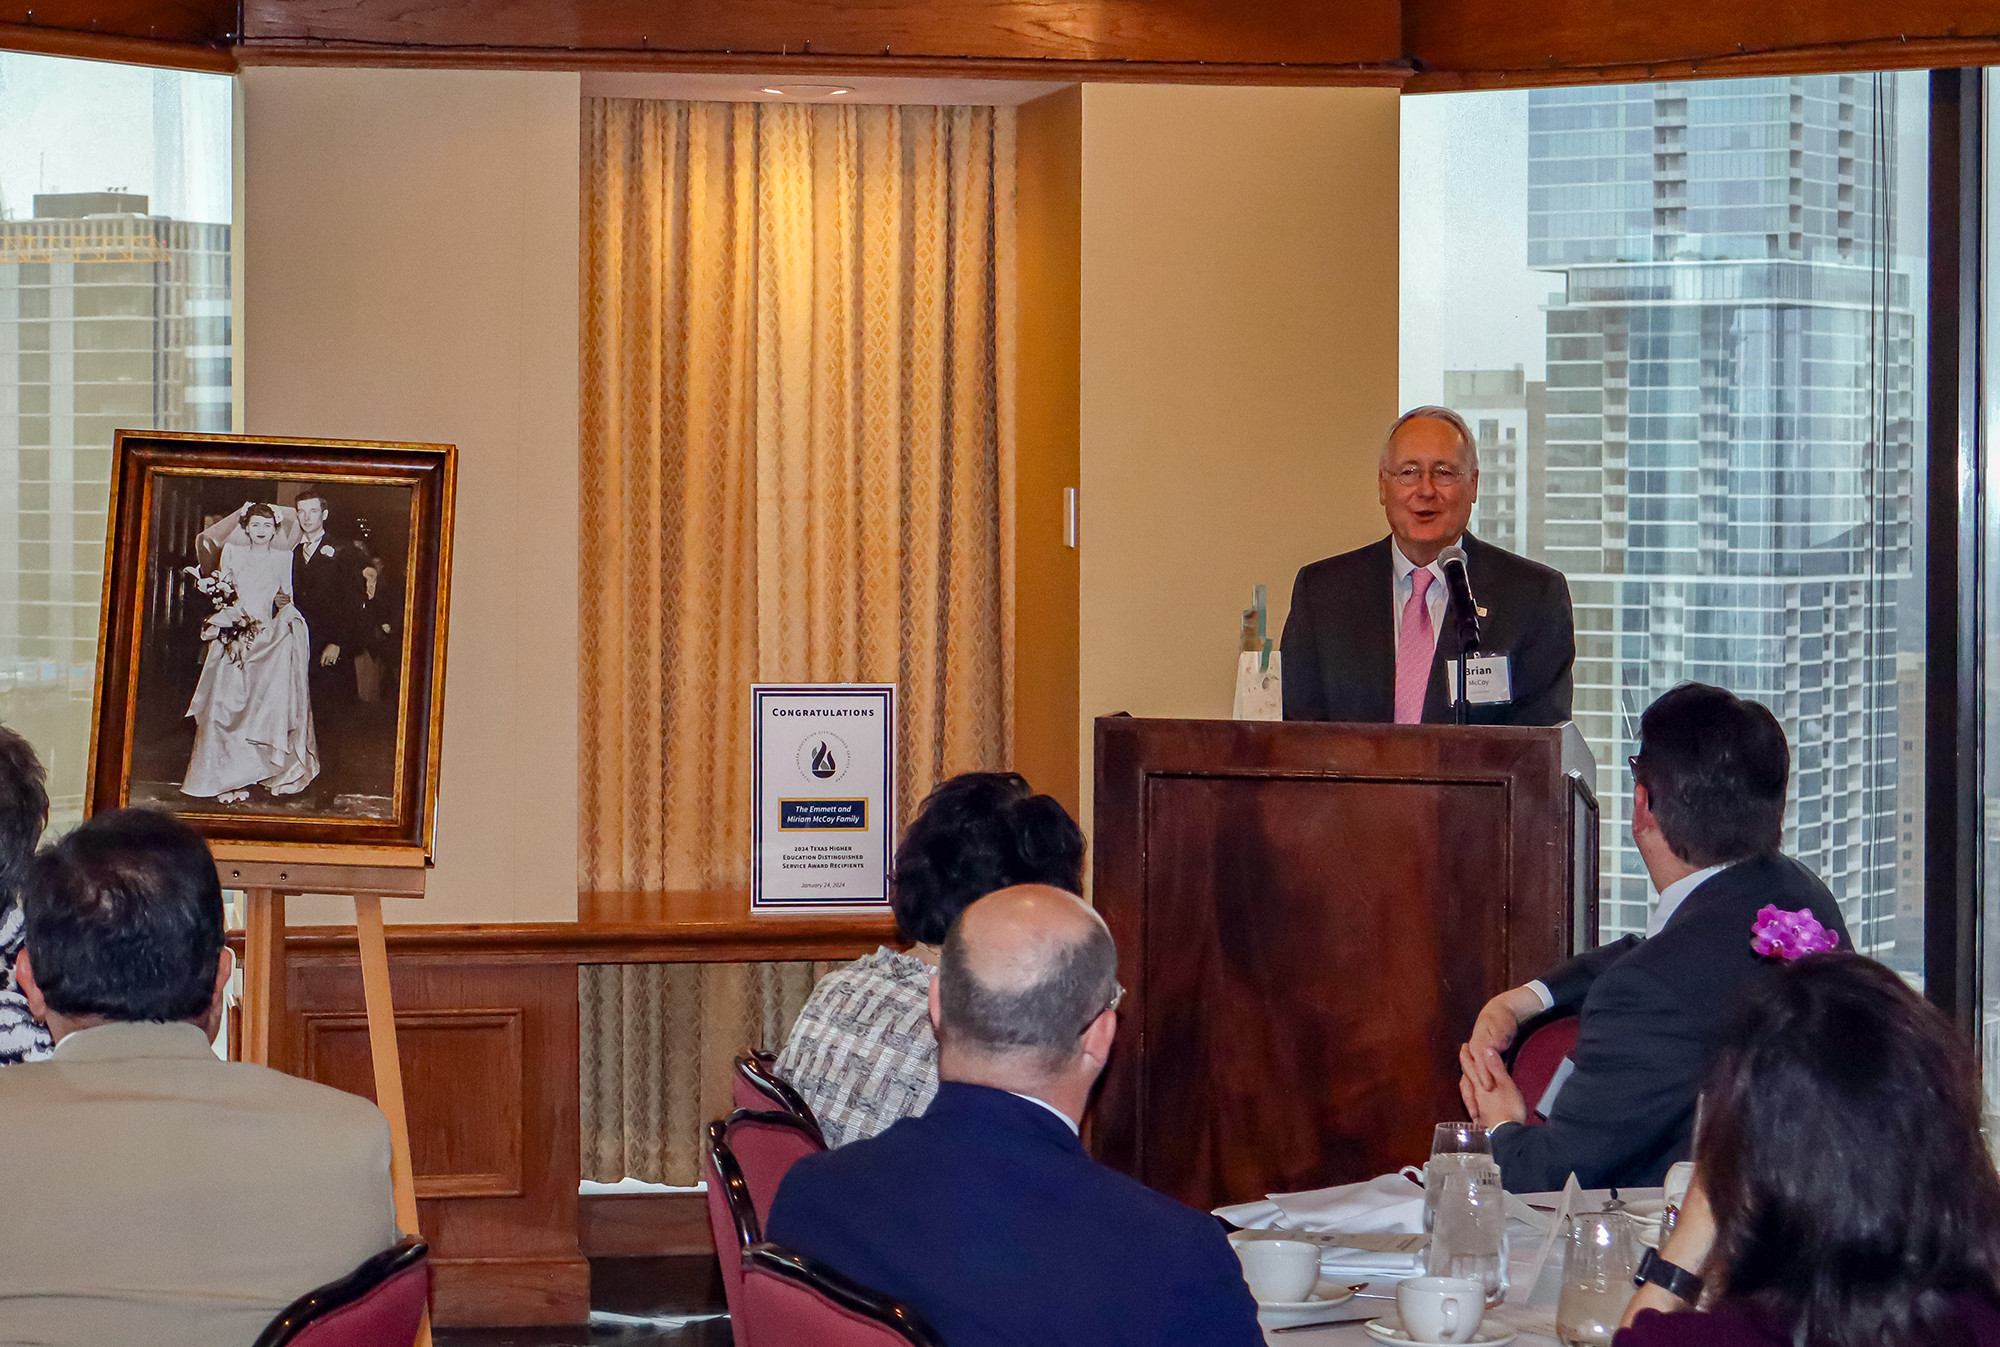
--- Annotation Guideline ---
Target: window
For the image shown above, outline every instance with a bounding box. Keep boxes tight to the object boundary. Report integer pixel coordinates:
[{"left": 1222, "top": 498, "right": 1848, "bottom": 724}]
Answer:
[
  {"left": 1404, "top": 74, "right": 1927, "bottom": 978},
  {"left": 0, "top": 53, "right": 232, "bottom": 830}
]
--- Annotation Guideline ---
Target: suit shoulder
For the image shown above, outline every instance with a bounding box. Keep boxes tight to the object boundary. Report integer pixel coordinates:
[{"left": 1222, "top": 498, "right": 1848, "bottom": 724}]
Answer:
[
  {"left": 227, "top": 1061, "right": 392, "bottom": 1133},
  {"left": 1469, "top": 538, "right": 1569, "bottom": 592},
  {"left": 1296, "top": 540, "right": 1389, "bottom": 587}
]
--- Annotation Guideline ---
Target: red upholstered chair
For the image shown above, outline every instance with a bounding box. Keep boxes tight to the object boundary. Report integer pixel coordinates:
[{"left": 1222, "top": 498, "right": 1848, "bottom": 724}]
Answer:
[
  {"left": 733, "top": 1051, "right": 827, "bottom": 1145},
  {"left": 740, "top": 1242, "right": 946, "bottom": 1347},
  {"left": 706, "top": 1109, "right": 829, "bottom": 1347},
  {"left": 1507, "top": 1011, "right": 1581, "bottom": 1126},
  {"left": 251, "top": 1235, "right": 429, "bottom": 1347}
]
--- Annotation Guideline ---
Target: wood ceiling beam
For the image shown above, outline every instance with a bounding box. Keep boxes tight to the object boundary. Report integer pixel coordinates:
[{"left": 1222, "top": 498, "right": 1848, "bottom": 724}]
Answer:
[
  {"left": 234, "top": 0, "right": 1405, "bottom": 76},
  {"left": 0, "top": 0, "right": 235, "bottom": 68}
]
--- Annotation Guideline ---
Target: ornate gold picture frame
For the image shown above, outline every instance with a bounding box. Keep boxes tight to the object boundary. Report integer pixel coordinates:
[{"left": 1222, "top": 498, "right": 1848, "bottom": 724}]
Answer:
[{"left": 88, "top": 432, "right": 456, "bottom": 859}]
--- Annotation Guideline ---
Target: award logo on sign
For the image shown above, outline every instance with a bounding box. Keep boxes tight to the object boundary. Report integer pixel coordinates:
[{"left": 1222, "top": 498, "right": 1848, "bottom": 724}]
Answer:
[{"left": 752, "top": 685, "right": 896, "bottom": 913}]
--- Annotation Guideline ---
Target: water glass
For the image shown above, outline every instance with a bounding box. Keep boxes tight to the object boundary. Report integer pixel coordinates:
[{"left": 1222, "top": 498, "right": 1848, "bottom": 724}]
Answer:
[
  {"left": 1424, "top": 1119, "right": 1504, "bottom": 1231},
  {"left": 1423, "top": 1149, "right": 1494, "bottom": 1233},
  {"left": 1432, "top": 1122, "right": 1492, "bottom": 1157},
  {"left": 1427, "top": 1155, "right": 1508, "bottom": 1304},
  {"left": 1556, "top": 1211, "right": 1639, "bottom": 1346}
]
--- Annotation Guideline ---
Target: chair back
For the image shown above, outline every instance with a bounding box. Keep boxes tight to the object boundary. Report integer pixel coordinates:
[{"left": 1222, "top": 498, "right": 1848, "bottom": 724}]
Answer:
[
  {"left": 740, "top": 1242, "right": 946, "bottom": 1347},
  {"left": 707, "top": 1109, "right": 828, "bottom": 1347},
  {"left": 252, "top": 1235, "right": 429, "bottom": 1347},
  {"left": 733, "top": 1051, "right": 826, "bottom": 1143},
  {"left": 1508, "top": 1011, "right": 1580, "bottom": 1125}
]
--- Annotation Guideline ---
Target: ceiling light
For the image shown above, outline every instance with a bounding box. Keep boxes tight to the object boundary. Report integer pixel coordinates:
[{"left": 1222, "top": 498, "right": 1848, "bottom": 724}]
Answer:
[{"left": 760, "top": 84, "right": 854, "bottom": 99}]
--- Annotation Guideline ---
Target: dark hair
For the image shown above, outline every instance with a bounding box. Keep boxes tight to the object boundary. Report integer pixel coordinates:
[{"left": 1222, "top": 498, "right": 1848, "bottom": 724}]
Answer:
[
  {"left": 23, "top": 808, "right": 225, "bottom": 1023},
  {"left": 938, "top": 903, "right": 1116, "bottom": 1071},
  {"left": 889, "top": 772, "right": 1084, "bottom": 945},
  {"left": 0, "top": 726, "right": 48, "bottom": 906},
  {"left": 1633, "top": 682, "right": 1788, "bottom": 866},
  {"left": 241, "top": 502, "right": 278, "bottom": 526},
  {"left": 294, "top": 490, "right": 329, "bottom": 512},
  {"left": 1697, "top": 953, "right": 2000, "bottom": 1346}
]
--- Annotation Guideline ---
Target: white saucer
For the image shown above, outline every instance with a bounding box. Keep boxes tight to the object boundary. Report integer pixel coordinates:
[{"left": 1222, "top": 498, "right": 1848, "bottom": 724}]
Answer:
[
  {"left": 1363, "top": 1317, "right": 1518, "bottom": 1346},
  {"left": 1255, "top": 1280, "right": 1362, "bottom": 1328}
]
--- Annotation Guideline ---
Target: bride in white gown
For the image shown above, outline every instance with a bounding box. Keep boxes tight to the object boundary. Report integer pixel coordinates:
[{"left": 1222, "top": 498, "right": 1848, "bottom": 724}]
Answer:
[{"left": 182, "top": 502, "right": 321, "bottom": 804}]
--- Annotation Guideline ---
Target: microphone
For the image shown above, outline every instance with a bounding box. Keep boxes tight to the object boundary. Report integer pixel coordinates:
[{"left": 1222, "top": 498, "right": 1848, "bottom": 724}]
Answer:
[{"left": 1437, "top": 544, "right": 1483, "bottom": 651}]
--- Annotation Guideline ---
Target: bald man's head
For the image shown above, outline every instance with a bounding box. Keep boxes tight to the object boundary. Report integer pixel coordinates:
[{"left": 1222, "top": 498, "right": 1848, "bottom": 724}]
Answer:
[{"left": 938, "top": 885, "right": 1118, "bottom": 1074}]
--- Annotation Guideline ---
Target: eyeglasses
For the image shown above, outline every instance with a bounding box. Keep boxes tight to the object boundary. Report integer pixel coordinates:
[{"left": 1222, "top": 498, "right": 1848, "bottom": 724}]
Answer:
[
  {"left": 1383, "top": 464, "right": 1469, "bottom": 490},
  {"left": 1081, "top": 982, "right": 1125, "bottom": 1035},
  {"left": 1628, "top": 755, "right": 1645, "bottom": 780}
]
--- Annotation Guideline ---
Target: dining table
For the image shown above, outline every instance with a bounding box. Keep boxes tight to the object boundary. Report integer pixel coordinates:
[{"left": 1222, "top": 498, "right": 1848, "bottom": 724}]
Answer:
[{"left": 1257, "top": 1187, "right": 1660, "bottom": 1347}]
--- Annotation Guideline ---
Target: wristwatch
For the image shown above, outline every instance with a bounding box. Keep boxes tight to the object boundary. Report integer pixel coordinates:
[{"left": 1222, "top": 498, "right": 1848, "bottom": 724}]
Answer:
[{"left": 1634, "top": 1246, "right": 1703, "bottom": 1302}]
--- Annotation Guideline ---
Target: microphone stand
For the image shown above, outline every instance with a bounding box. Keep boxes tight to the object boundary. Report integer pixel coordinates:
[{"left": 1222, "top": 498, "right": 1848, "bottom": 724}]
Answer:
[{"left": 1455, "top": 620, "right": 1472, "bottom": 726}]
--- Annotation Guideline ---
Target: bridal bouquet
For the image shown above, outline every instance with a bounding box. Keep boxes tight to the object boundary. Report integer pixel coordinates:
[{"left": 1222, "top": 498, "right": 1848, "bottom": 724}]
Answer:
[{"left": 183, "top": 566, "right": 263, "bottom": 668}]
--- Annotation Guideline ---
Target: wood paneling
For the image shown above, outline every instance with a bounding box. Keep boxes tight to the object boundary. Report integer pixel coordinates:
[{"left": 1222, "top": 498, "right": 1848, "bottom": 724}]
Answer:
[
  {"left": 286, "top": 952, "right": 589, "bottom": 1326},
  {"left": 237, "top": 0, "right": 1401, "bottom": 71},
  {"left": 256, "top": 889, "right": 896, "bottom": 964},
  {"left": 303, "top": 1008, "right": 526, "bottom": 1199},
  {"left": 1090, "top": 717, "right": 1594, "bottom": 1211},
  {"left": 580, "top": 1192, "right": 716, "bottom": 1257},
  {"left": 1405, "top": 0, "right": 2000, "bottom": 89},
  {"left": 1014, "top": 87, "right": 1085, "bottom": 819}
]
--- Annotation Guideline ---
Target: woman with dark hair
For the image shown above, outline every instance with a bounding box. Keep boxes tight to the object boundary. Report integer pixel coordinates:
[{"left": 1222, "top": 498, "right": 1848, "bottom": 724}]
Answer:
[
  {"left": 775, "top": 771, "right": 1085, "bottom": 1147},
  {"left": 1617, "top": 952, "right": 2000, "bottom": 1346}
]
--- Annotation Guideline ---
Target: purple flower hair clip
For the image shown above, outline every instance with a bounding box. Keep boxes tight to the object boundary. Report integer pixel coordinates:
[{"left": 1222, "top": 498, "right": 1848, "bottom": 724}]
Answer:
[{"left": 1750, "top": 905, "right": 1840, "bottom": 961}]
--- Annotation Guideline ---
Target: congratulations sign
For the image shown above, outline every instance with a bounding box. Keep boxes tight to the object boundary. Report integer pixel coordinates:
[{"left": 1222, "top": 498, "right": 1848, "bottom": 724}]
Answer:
[{"left": 752, "top": 684, "right": 896, "bottom": 912}]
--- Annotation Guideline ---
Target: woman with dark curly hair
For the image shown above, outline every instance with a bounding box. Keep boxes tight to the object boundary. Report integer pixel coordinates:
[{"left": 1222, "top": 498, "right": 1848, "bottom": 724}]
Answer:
[
  {"left": 1617, "top": 952, "right": 2000, "bottom": 1346},
  {"left": 775, "top": 771, "right": 1084, "bottom": 1147}
]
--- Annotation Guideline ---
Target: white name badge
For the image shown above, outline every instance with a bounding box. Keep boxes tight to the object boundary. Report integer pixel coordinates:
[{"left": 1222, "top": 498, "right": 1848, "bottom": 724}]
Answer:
[{"left": 1445, "top": 653, "right": 1514, "bottom": 706}]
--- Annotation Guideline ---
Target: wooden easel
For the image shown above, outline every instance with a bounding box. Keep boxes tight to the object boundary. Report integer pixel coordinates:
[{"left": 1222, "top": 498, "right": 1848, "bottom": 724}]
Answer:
[{"left": 219, "top": 847, "right": 431, "bottom": 1347}]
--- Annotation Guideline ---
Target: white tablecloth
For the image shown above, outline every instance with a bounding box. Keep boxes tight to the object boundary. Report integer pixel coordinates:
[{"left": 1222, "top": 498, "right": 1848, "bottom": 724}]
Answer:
[{"left": 1258, "top": 1188, "right": 1655, "bottom": 1347}]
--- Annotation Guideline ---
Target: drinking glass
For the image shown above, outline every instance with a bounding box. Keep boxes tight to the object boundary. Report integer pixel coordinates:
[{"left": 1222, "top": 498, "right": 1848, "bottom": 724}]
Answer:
[
  {"left": 1427, "top": 1155, "right": 1508, "bottom": 1304},
  {"left": 1424, "top": 1124, "right": 1493, "bottom": 1231},
  {"left": 1556, "top": 1211, "right": 1638, "bottom": 1346},
  {"left": 1432, "top": 1122, "right": 1492, "bottom": 1157}
]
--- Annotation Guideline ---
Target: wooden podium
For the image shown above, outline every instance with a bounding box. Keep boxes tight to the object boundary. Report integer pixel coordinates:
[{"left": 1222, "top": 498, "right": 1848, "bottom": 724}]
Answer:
[{"left": 1089, "top": 717, "right": 1598, "bottom": 1212}]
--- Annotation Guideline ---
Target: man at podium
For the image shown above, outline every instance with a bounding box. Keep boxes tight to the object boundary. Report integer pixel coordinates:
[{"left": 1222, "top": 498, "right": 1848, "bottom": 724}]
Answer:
[{"left": 1281, "top": 407, "right": 1574, "bottom": 726}]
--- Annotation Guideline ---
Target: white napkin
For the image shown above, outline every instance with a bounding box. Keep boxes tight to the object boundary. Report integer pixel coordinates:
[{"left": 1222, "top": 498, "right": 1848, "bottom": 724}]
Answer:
[{"left": 1214, "top": 1173, "right": 1428, "bottom": 1236}]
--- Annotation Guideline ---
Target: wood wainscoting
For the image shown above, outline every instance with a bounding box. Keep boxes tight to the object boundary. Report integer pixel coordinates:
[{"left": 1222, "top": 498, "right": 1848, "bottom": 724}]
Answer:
[{"left": 238, "top": 891, "right": 894, "bottom": 1327}]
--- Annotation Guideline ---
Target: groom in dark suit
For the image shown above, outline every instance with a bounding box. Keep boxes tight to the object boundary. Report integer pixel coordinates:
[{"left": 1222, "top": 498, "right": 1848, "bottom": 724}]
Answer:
[
  {"left": 289, "top": 492, "right": 360, "bottom": 805},
  {"left": 1281, "top": 406, "right": 1575, "bottom": 725},
  {"left": 768, "top": 885, "right": 1261, "bottom": 1347},
  {"left": 1459, "top": 683, "right": 1851, "bottom": 1192}
]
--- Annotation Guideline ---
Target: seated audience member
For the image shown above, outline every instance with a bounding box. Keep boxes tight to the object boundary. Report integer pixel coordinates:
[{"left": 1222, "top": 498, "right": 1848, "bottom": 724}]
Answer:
[
  {"left": 775, "top": 771, "right": 1084, "bottom": 1146},
  {"left": 0, "top": 727, "right": 50, "bottom": 1065},
  {"left": 1616, "top": 953, "right": 2000, "bottom": 1346},
  {"left": 768, "top": 885, "right": 1262, "bottom": 1347},
  {"left": 1459, "top": 683, "right": 1850, "bottom": 1191},
  {"left": 0, "top": 808, "right": 398, "bottom": 1347}
]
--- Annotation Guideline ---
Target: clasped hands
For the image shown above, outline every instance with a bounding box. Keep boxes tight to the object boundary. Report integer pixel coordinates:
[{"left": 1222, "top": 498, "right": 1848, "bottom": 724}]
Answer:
[{"left": 1457, "top": 984, "right": 1543, "bottom": 1132}]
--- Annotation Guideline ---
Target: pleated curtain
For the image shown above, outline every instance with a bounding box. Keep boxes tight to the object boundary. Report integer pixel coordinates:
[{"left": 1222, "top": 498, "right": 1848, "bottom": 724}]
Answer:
[{"left": 577, "top": 97, "right": 1016, "bottom": 1183}]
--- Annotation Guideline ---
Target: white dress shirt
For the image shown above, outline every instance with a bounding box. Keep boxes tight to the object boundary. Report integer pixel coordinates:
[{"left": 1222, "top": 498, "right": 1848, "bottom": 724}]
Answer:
[
  {"left": 1390, "top": 539, "right": 1450, "bottom": 648},
  {"left": 1009, "top": 1090, "right": 1080, "bottom": 1135},
  {"left": 1525, "top": 863, "right": 1729, "bottom": 1010}
]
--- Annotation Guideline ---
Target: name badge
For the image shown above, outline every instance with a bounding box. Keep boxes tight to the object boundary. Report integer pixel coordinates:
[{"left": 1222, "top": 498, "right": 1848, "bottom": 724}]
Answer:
[{"left": 1445, "top": 653, "right": 1513, "bottom": 705}]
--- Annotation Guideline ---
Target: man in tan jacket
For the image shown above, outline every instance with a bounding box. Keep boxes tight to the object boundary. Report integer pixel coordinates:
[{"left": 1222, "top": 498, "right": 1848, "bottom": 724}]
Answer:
[{"left": 0, "top": 808, "right": 398, "bottom": 1347}]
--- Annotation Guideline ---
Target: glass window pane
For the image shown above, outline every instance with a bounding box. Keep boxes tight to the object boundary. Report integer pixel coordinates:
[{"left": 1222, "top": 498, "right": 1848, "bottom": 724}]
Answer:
[
  {"left": 0, "top": 53, "right": 234, "bottom": 831},
  {"left": 1403, "top": 75, "right": 1927, "bottom": 975}
]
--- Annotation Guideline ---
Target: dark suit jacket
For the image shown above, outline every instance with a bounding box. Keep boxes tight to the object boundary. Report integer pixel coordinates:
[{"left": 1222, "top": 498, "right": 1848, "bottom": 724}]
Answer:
[
  {"left": 291, "top": 535, "right": 358, "bottom": 661},
  {"left": 1490, "top": 854, "right": 1850, "bottom": 1192},
  {"left": 767, "top": 1082, "right": 1262, "bottom": 1347},
  {"left": 1281, "top": 533, "right": 1575, "bottom": 725}
]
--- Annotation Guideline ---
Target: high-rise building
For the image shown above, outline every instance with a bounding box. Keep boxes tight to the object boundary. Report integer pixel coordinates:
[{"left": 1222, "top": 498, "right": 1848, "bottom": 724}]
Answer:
[
  {"left": 0, "top": 191, "right": 230, "bottom": 823},
  {"left": 1468, "top": 76, "right": 1916, "bottom": 958}
]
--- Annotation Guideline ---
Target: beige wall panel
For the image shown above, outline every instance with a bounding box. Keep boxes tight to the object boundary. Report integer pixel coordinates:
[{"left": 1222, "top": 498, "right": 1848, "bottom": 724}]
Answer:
[
  {"left": 1078, "top": 84, "right": 1400, "bottom": 813},
  {"left": 241, "top": 67, "right": 581, "bottom": 924}
]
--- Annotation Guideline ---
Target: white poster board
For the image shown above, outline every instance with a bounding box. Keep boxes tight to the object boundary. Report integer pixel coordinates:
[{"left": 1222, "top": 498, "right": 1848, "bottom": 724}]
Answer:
[{"left": 751, "top": 684, "right": 896, "bottom": 913}]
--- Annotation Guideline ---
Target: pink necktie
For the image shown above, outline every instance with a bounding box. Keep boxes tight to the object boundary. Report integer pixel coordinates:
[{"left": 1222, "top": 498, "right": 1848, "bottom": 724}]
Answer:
[{"left": 1395, "top": 569, "right": 1435, "bottom": 724}]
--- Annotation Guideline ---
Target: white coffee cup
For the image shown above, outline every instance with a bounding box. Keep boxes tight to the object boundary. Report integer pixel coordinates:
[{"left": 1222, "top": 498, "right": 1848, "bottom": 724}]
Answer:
[
  {"left": 1234, "top": 1238, "right": 1320, "bottom": 1302},
  {"left": 1398, "top": 1275, "right": 1484, "bottom": 1343},
  {"left": 1663, "top": 1161, "right": 1695, "bottom": 1211}
]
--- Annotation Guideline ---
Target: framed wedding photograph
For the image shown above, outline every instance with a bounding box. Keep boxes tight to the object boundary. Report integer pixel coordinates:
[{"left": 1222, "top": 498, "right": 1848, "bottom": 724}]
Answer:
[{"left": 87, "top": 432, "right": 457, "bottom": 857}]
